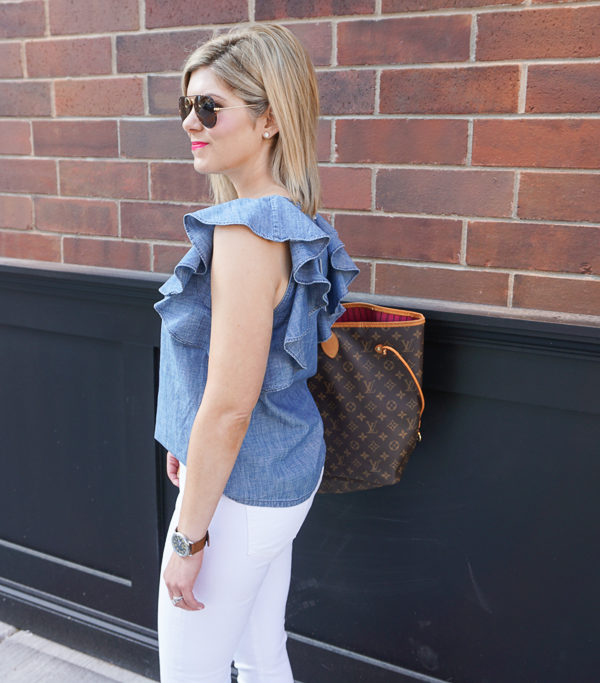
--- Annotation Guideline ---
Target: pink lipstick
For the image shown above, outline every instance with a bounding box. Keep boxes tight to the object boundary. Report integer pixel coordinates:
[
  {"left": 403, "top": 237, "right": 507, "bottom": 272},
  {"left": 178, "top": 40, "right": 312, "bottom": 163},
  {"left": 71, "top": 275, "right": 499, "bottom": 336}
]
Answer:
[{"left": 192, "top": 142, "right": 208, "bottom": 150}]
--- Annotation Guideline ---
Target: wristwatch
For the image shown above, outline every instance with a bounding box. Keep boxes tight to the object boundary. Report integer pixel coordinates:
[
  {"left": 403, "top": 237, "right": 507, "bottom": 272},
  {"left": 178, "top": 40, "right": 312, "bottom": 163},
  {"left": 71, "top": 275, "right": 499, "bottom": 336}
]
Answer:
[{"left": 171, "top": 527, "right": 210, "bottom": 557}]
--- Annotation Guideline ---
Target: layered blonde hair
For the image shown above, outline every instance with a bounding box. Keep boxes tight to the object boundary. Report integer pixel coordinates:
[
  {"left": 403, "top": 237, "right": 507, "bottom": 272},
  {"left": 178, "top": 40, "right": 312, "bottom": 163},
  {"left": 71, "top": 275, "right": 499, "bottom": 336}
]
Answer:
[{"left": 182, "top": 24, "right": 321, "bottom": 217}]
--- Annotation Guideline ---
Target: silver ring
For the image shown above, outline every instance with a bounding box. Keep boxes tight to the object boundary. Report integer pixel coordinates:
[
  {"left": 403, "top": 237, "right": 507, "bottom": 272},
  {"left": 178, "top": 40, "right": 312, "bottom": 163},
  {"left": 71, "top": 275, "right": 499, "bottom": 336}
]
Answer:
[{"left": 171, "top": 596, "right": 184, "bottom": 606}]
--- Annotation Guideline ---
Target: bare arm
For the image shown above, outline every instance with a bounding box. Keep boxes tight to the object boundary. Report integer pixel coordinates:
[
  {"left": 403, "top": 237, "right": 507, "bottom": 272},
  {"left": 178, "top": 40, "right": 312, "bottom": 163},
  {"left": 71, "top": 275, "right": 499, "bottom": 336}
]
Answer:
[{"left": 162, "top": 224, "right": 290, "bottom": 610}]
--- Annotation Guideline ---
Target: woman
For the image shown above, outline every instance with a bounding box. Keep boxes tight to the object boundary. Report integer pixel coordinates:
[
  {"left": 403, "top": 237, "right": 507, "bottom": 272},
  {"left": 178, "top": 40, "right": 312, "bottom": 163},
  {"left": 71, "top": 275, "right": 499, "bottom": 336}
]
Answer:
[{"left": 154, "top": 24, "right": 359, "bottom": 682}]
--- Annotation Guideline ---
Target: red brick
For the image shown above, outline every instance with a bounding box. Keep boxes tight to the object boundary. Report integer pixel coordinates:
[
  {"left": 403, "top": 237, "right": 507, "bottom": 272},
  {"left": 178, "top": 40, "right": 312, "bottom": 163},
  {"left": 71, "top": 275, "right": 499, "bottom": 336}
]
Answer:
[
  {"left": 121, "top": 202, "right": 199, "bottom": 240},
  {"left": 0, "top": 231, "right": 60, "bottom": 262},
  {"left": 336, "top": 119, "right": 467, "bottom": 165},
  {"left": 0, "top": 82, "right": 52, "bottom": 116},
  {"left": 317, "top": 119, "right": 331, "bottom": 163},
  {"left": 55, "top": 78, "right": 144, "bottom": 117},
  {"left": 150, "top": 163, "right": 210, "bottom": 203},
  {"left": 318, "top": 70, "right": 376, "bottom": 115},
  {"left": 283, "top": 22, "right": 333, "bottom": 67},
  {"left": 477, "top": 7, "right": 600, "bottom": 61},
  {"left": 518, "top": 173, "right": 600, "bottom": 223},
  {"left": 117, "top": 29, "right": 210, "bottom": 74},
  {"left": 472, "top": 120, "right": 600, "bottom": 170},
  {"left": 257, "top": 0, "right": 374, "bottom": 19},
  {"left": 527, "top": 64, "right": 600, "bottom": 114},
  {"left": 120, "top": 120, "right": 190, "bottom": 160},
  {"left": 35, "top": 197, "right": 118, "bottom": 236},
  {"left": 154, "top": 244, "right": 191, "bottom": 273},
  {"left": 48, "top": 0, "right": 139, "bottom": 35},
  {"left": 60, "top": 161, "right": 148, "bottom": 200},
  {"left": 513, "top": 275, "right": 600, "bottom": 317},
  {"left": 0, "top": 1, "right": 44, "bottom": 38},
  {"left": 375, "top": 263, "right": 509, "bottom": 306},
  {"left": 0, "top": 196, "right": 33, "bottom": 230},
  {"left": 336, "top": 214, "right": 462, "bottom": 262},
  {"left": 320, "top": 167, "right": 371, "bottom": 210},
  {"left": 348, "top": 260, "right": 371, "bottom": 293},
  {"left": 146, "top": 0, "right": 247, "bottom": 28},
  {"left": 467, "top": 222, "right": 600, "bottom": 275},
  {"left": 0, "top": 121, "right": 31, "bottom": 155},
  {"left": 148, "top": 75, "right": 180, "bottom": 116},
  {"left": 377, "top": 169, "right": 514, "bottom": 217},
  {"left": 0, "top": 42, "right": 23, "bottom": 78},
  {"left": 338, "top": 15, "right": 470, "bottom": 66},
  {"left": 0, "top": 159, "right": 57, "bottom": 194},
  {"left": 33, "top": 120, "right": 118, "bottom": 158},
  {"left": 380, "top": 66, "right": 519, "bottom": 115},
  {"left": 26, "top": 37, "right": 112, "bottom": 78},
  {"left": 64, "top": 237, "right": 151, "bottom": 271},
  {"left": 384, "top": 0, "right": 522, "bottom": 9}
]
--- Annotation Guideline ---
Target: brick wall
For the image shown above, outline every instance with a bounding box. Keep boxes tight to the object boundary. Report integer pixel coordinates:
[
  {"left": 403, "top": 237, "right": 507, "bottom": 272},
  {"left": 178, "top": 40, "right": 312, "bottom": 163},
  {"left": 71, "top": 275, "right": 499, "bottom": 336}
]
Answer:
[{"left": 1, "top": 0, "right": 599, "bottom": 323}]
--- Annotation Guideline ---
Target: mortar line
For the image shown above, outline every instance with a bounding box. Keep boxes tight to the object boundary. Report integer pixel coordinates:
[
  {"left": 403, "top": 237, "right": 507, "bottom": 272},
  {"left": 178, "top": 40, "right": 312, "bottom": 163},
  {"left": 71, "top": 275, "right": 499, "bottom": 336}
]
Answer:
[
  {"left": 518, "top": 64, "right": 528, "bottom": 114},
  {"left": 139, "top": 0, "right": 146, "bottom": 31},
  {"left": 43, "top": 0, "right": 50, "bottom": 37},
  {"left": 469, "top": 11, "right": 478, "bottom": 62},
  {"left": 466, "top": 119, "right": 474, "bottom": 165},
  {"left": 512, "top": 170, "right": 521, "bottom": 218},
  {"left": 460, "top": 219, "right": 468, "bottom": 266},
  {"left": 507, "top": 272, "right": 515, "bottom": 306}
]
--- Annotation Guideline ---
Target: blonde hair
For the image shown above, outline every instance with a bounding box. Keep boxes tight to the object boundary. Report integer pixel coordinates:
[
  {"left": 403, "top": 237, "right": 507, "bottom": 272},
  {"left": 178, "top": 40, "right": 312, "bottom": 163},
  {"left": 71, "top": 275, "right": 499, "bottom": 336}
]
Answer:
[{"left": 182, "top": 24, "right": 321, "bottom": 217}]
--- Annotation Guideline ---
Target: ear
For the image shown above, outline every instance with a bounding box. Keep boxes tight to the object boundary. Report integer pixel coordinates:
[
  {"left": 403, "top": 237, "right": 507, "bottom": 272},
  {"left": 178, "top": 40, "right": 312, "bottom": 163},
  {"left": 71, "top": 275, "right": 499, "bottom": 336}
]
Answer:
[{"left": 262, "top": 106, "right": 279, "bottom": 139}]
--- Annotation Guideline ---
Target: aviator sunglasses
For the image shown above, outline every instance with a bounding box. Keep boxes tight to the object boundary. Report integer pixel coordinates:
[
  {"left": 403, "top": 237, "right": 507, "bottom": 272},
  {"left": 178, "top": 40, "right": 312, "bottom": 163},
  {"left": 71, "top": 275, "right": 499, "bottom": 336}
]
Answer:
[{"left": 178, "top": 95, "right": 252, "bottom": 128}]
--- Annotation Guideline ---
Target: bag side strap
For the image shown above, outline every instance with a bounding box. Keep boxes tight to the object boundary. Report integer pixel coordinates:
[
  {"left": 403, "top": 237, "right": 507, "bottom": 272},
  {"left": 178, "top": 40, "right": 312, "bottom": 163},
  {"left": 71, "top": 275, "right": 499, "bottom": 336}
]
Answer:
[{"left": 375, "top": 343, "right": 425, "bottom": 436}]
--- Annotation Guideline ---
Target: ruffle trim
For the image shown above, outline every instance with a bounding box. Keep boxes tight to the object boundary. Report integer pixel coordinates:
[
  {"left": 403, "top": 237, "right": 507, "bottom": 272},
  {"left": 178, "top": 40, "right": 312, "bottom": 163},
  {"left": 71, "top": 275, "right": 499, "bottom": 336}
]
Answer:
[{"left": 156, "top": 195, "right": 359, "bottom": 372}]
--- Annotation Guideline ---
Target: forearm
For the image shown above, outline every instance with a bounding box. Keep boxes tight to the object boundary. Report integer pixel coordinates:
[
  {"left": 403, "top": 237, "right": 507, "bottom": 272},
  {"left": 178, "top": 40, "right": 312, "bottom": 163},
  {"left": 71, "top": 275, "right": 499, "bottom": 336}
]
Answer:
[{"left": 176, "top": 402, "right": 251, "bottom": 541}]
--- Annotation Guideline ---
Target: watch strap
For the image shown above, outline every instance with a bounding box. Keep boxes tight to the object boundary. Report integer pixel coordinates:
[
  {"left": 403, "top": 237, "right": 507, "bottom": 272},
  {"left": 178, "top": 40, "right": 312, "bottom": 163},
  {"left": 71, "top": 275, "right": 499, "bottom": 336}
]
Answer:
[{"left": 176, "top": 527, "right": 210, "bottom": 555}]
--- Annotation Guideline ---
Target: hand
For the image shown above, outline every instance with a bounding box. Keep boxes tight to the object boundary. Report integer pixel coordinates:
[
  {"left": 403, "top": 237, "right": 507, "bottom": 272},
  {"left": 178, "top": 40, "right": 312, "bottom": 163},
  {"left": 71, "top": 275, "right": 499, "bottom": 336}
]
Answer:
[
  {"left": 163, "top": 551, "right": 205, "bottom": 611},
  {"left": 166, "top": 451, "right": 180, "bottom": 487}
]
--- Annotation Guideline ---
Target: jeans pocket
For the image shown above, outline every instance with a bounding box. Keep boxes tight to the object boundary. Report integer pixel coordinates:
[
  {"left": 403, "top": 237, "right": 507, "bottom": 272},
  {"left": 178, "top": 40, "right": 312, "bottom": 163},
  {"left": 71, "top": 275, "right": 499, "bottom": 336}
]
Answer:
[{"left": 245, "top": 499, "right": 313, "bottom": 560}]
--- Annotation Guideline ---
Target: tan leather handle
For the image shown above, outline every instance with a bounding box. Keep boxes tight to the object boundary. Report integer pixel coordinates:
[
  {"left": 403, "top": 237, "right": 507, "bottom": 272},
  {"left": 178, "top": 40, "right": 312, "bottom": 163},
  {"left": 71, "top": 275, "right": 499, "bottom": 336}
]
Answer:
[{"left": 375, "top": 343, "right": 425, "bottom": 437}]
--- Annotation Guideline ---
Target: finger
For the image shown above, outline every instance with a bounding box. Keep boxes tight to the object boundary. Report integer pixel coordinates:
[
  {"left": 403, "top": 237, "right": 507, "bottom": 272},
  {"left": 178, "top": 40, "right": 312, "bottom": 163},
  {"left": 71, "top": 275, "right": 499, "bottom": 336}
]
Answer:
[{"left": 182, "top": 587, "right": 204, "bottom": 611}]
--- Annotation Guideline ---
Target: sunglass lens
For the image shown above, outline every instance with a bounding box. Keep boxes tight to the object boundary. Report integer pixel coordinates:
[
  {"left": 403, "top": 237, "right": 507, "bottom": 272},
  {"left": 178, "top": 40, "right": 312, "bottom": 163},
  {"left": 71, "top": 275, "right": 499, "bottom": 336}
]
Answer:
[
  {"left": 178, "top": 97, "right": 192, "bottom": 121},
  {"left": 195, "top": 97, "right": 217, "bottom": 128},
  {"left": 178, "top": 96, "right": 218, "bottom": 127}
]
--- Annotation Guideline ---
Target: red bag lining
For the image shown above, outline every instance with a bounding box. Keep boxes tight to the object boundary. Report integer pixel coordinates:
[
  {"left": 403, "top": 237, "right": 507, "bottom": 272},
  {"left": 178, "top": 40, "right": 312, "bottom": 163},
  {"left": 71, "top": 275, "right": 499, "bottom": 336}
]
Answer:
[{"left": 337, "top": 307, "right": 415, "bottom": 323}]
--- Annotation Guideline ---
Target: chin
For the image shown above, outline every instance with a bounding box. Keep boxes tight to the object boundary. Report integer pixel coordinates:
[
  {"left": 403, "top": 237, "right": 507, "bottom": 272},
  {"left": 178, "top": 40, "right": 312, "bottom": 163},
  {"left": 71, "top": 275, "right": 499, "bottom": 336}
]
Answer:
[{"left": 193, "top": 158, "right": 210, "bottom": 175}]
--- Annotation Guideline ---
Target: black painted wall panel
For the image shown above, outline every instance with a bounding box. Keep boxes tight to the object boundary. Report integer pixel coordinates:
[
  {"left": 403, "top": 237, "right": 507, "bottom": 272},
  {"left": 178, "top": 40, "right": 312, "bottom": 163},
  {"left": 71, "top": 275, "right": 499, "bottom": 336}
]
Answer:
[
  {"left": 0, "top": 263, "right": 598, "bottom": 682},
  {"left": 288, "top": 390, "right": 600, "bottom": 681}
]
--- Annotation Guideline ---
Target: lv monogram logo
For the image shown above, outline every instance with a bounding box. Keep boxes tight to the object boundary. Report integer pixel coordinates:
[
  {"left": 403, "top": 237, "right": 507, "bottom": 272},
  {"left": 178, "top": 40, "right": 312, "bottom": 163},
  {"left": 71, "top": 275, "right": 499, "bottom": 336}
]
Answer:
[
  {"left": 363, "top": 380, "right": 376, "bottom": 394},
  {"left": 401, "top": 339, "right": 415, "bottom": 353},
  {"left": 365, "top": 420, "right": 378, "bottom": 434}
]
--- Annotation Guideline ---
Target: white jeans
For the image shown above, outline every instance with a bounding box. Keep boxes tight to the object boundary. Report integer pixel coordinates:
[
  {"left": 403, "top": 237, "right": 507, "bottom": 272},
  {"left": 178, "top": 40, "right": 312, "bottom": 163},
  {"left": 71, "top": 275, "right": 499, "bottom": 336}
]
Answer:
[{"left": 157, "top": 465, "right": 320, "bottom": 682}]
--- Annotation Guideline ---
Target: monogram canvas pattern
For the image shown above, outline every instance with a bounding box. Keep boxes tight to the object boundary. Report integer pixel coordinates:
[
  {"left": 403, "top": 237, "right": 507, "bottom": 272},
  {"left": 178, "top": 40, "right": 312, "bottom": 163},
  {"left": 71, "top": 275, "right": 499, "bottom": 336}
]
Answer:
[{"left": 308, "top": 316, "right": 424, "bottom": 494}]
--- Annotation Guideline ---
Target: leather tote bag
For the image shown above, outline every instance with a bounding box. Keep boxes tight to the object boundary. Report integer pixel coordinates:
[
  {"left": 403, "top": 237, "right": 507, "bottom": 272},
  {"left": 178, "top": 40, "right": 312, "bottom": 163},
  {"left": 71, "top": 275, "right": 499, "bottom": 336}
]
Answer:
[{"left": 308, "top": 302, "right": 425, "bottom": 493}]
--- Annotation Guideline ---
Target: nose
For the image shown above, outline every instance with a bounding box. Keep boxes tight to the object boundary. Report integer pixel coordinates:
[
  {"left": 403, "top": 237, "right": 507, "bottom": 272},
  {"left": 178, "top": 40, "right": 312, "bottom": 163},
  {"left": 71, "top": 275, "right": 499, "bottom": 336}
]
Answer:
[{"left": 182, "top": 108, "right": 202, "bottom": 133}]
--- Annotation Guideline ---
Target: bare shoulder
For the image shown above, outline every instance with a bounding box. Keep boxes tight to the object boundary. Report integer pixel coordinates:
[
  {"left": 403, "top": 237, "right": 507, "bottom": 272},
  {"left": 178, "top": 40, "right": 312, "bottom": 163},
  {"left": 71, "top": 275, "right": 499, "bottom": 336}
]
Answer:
[{"left": 212, "top": 224, "right": 291, "bottom": 307}]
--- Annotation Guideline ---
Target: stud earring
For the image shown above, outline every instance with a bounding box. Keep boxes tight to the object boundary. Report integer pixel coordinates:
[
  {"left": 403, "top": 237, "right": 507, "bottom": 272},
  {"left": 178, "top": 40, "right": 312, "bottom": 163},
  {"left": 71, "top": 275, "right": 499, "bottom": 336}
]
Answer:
[{"left": 263, "top": 132, "right": 270, "bottom": 139}]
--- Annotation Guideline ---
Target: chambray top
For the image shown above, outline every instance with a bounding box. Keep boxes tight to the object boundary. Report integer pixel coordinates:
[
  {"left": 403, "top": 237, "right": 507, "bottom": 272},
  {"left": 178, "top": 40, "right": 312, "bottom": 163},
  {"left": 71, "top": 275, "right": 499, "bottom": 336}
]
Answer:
[{"left": 153, "top": 195, "right": 359, "bottom": 507}]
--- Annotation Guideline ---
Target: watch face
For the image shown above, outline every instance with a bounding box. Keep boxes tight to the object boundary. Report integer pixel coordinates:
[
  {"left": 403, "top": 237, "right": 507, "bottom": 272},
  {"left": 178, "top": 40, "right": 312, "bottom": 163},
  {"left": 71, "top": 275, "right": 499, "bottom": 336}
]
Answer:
[{"left": 171, "top": 531, "right": 190, "bottom": 557}]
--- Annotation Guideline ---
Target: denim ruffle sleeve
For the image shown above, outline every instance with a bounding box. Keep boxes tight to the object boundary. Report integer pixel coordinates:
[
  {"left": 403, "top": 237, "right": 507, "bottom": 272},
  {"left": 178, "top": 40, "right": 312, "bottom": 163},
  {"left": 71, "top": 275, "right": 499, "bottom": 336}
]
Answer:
[{"left": 154, "top": 195, "right": 359, "bottom": 382}]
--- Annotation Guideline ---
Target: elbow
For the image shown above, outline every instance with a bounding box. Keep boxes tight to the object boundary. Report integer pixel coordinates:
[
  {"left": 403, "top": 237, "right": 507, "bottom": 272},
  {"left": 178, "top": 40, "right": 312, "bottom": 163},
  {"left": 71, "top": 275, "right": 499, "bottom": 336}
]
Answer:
[{"left": 200, "top": 398, "right": 255, "bottom": 432}]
